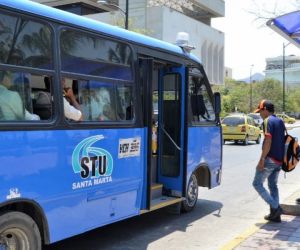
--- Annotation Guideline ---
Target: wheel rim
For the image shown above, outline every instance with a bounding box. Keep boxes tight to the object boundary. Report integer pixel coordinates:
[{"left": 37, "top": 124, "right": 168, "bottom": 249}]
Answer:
[
  {"left": 0, "top": 228, "right": 30, "bottom": 250},
  {"left": 186, "top": 174, "right": 198, "bottom": 207}
]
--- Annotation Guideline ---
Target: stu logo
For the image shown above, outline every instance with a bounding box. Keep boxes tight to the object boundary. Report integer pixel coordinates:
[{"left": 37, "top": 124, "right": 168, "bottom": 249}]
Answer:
[
  {"left": 80, "top": 155, "right": 107, "bottom": 178},
  {"left": 72, "top": 135, "right": 113, "bottom": 179}
]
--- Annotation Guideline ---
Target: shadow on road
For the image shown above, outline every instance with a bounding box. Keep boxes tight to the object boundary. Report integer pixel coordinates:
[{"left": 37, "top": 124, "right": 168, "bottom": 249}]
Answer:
[
  {"left": 224, "top": 142, "right": 259, "bottom": 146},
  {"left": 44, "top": 199, "right": 223, "bottom": 250}
]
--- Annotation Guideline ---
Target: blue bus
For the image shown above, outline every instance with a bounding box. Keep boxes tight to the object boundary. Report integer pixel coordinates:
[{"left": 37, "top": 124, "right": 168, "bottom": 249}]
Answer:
[{"left": 0, "top": 0, "right": 222, "bottom": 249}]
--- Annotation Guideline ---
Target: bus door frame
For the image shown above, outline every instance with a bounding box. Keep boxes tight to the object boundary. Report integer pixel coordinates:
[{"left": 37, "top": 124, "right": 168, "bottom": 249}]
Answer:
[{"left": 139, "top": 57, "right": 153, "bottom": 209}]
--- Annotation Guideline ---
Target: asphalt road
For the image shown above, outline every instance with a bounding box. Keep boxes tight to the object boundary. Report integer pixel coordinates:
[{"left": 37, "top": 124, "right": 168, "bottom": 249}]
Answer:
[{"left": 45, "top": 124, "right": 300, "bottom": 250}]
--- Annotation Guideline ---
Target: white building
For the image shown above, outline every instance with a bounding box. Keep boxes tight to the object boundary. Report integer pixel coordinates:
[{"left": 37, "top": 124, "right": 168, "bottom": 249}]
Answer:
[
  {"left": 34, "top": 0, "right": 225, "bottom": 85},
  {"left": 265, "top": 55, "right": 300, "bottom": 87}
]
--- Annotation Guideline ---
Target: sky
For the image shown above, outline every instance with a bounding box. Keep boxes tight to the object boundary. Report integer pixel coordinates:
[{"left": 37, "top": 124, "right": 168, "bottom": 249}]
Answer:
[{"left": 211, "top": 0, "right": 300, "bottom": 80}]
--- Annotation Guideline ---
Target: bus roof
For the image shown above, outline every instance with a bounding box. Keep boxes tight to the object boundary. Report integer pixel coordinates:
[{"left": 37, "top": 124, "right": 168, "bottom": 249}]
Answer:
[{"left": 1, "top": 0, "right": 201, "bottom": 64}]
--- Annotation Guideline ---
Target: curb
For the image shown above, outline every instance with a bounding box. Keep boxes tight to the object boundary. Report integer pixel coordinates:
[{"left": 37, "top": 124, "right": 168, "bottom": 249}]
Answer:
[
  {"left": 219, "top": 221, "right": 265, "bottom": 250},
  {"left": 281, "top": 189, "right": 300, "bottom": 216},
  {"left": 219, "top": 189, "right": 300, "bottom": 250}
]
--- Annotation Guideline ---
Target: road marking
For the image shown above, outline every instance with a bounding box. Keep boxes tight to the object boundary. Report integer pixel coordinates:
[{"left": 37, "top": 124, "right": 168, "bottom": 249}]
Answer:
[{"left": 219, "top": 220, "right": 266, "bottom": 250}]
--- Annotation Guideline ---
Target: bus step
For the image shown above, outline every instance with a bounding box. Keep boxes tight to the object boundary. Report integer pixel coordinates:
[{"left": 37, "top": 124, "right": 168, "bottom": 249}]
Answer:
[
  {"left": 151, "top": 183, "right": 163, "bottom": 200},
  {"left": 140, "top": 196, "right": 183, "bottom": 214}
]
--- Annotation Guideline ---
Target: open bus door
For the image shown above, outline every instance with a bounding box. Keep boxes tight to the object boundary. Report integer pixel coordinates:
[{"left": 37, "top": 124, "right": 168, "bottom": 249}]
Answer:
[
  {"left": 139, "top": 58, "right": 185, "bottom": 212},
  {"left": 157, "top": 66, "right": 185, "bottom": 198}
]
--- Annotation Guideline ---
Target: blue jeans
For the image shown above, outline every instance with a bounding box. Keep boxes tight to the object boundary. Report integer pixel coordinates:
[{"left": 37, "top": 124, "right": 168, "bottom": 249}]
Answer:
[{"left": 252, "top": 157, "right": 281, "bottom": 209}]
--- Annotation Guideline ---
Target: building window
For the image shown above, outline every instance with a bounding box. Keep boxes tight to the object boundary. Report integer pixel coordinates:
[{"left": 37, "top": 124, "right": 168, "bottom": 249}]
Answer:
[{"left": 56, "top": 3, "right": 105, "bottom": 15}]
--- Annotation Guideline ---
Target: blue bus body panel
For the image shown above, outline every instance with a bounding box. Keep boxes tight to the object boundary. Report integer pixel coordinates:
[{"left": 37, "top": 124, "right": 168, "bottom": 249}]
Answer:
[
  {"left": 0, "top": 0, "right": 201, "bottom": 64},
  {"left": 187, "top": 126, "right": 222, "bottom": 188},
  {"left": 0, "top": 128, "right": 145, "bottom": 243}
]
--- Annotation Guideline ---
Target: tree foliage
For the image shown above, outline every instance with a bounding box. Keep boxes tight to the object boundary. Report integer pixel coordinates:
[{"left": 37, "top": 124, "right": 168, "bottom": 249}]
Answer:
[
  {"left": 212, "top": 77, "right": 300, "bottom": 117},
  {"left": 111, "top": 16, "right": 152, "bottom": 35}
]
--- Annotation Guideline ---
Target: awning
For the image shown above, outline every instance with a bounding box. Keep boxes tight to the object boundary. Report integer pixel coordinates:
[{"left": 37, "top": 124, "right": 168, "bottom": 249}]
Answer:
[{"left": 266, "top": 11, "right": 300, "bottom": 49}]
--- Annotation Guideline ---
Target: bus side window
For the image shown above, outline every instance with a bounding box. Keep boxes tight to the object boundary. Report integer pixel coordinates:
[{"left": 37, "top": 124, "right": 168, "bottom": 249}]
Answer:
[
  {"left": 78, "top": 82, "right": 133, "bottom": 122},
  {"left": 78, "top": 81, "right": 116, "bottom": 121}
]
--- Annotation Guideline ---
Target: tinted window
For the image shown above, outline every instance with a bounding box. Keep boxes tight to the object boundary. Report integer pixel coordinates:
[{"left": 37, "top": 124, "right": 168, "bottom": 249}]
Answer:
[
  {"left": 0, "top": 11, "right": 53, "bottom": 69},
  {"left": 60, "top": 30, "right": 133, "bottom": 80},
  {"left": 222, "top": 117, "right": 245, "bottom": 126}
]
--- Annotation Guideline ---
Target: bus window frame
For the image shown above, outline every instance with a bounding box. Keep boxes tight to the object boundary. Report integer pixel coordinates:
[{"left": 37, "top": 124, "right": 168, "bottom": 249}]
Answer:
[
  {"left": 58, "top": 26, "right": 137, "bottom": 127},
  {"left": 0, "top": 8, "right": 59, "bottom": 129}
]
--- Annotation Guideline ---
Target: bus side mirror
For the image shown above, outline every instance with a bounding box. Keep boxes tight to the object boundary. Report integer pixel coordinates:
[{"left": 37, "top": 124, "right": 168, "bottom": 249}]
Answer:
[{"left": 214, "top": 92, "right": 221, "bottom": 116}]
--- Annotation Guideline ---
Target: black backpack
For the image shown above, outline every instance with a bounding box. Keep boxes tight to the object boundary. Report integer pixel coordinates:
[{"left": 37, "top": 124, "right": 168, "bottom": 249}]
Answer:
[{"left": 282, "top": 132, "right": 300, "bottom": 172}]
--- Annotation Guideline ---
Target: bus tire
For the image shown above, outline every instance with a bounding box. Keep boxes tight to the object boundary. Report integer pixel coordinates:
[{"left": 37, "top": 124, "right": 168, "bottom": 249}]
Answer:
[
  {"left": 182, "top": 173, "right": 198, "bottom": 213},
  {"left": 0, "top": 211, "right": 41, "bottom": 250}
]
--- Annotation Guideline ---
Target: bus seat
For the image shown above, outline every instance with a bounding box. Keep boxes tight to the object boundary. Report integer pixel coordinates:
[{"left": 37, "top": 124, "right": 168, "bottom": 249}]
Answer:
[
  {"left": 34, "top": 91, "right": 52, "bottom": 120},
  {"left": 191, "top": 94, "right": 207, "bottom": 120}
]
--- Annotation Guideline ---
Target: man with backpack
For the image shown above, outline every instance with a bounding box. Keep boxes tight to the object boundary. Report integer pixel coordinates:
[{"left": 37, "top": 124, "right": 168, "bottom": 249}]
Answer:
[{"left": 252, "top": 100, "right": 285, "bottom": 222}]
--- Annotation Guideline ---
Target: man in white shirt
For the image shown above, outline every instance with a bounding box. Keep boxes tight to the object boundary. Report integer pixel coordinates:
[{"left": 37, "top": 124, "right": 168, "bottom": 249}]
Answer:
[
  {"left": 62, "top": 78, "right": 82, "bottom": 121},
  {"left": 0, "top": 73, "right": 40, "bottom": 121}
]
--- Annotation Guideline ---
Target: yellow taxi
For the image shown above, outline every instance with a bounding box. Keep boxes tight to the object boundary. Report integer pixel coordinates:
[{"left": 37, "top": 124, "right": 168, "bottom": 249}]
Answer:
[
  {"left": 276, "top": 113, "right": 296, "bottom": 124},
  {"left": 222, "top": 114, "right": 261, "bottom": 145}
]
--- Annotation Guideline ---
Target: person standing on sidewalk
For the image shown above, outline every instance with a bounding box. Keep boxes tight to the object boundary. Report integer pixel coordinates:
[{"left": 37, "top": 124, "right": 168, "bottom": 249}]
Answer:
[{"left": 252, "top": 100, "right": 285, "bottom": 222}]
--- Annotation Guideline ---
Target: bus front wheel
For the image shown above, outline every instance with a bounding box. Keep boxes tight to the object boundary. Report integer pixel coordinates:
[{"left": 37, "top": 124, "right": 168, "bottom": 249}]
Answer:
[
  {"left": 182, "top": 173, "right": 198, "bottom": 212},
  {"left": 0, "top": 211, "right": 41, "bottom": 250}
]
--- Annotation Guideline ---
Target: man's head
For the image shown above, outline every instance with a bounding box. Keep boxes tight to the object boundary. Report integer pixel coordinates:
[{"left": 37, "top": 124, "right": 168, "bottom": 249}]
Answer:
[
  {"left": 254, "top": 100, "right": 274, "bottom": 119},
  {"left": 0, "top": 71, "right": 12, "bottom": 88}
]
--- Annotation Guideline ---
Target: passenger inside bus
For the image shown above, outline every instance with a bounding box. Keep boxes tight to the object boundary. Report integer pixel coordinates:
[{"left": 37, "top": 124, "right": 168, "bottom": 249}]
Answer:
[
  {"left": 62, "top": 78, "right": 83, "bottom": 121},
  {"left": 0, "top": 71, "right": 40, "bottom": 121},
  {"left": 96, "top": 87, "right": 116, "bottom": 121}
]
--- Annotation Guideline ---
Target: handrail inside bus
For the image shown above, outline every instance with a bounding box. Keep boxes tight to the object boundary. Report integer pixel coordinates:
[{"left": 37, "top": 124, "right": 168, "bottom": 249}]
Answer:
[{"left": 161, "top": 125, "right": 181, "bottom": 151}]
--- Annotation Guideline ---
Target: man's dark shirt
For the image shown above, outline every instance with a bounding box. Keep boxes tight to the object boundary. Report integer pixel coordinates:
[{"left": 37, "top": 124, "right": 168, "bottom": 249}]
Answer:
[{"left": 263, "top": 114, "right": 285, "bottom": 163}]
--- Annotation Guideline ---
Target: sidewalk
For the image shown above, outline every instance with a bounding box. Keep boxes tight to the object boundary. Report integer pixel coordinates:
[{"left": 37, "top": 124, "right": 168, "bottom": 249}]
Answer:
[
  {"left": 220, "top": 121, "right": 300, "bottom": 250},
  {"left": 221, "top": 189, "right": 300, "bottom": 250}
]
